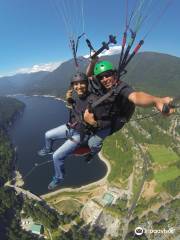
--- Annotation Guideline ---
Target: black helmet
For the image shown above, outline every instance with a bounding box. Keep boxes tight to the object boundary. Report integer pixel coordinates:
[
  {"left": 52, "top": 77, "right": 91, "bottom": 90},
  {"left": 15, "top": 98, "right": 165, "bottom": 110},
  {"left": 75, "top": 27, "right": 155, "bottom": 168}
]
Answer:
[{"left": 71, "top": 72, "right": 88, "bottom": 85}]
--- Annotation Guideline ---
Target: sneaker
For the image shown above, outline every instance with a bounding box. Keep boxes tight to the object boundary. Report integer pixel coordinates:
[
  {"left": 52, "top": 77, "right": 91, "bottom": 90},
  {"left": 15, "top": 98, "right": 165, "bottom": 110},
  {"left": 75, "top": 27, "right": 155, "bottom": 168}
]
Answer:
[
  {"left": 48, "top": 177, "right": 62, "bottom": 190},
  {"left": 38, "top": 148, "right": 52, "bottom": 157}
]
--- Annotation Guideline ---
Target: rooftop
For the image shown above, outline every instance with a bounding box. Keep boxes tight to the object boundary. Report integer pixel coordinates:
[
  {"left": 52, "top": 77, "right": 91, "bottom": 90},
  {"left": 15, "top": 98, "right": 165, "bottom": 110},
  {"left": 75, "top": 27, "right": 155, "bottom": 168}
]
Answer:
[
  {"left": 102, "top": 193, "right": 114, "bottom": 206},
  {"left": 30, "top": 224, "right": 43, "bottom": 235}
]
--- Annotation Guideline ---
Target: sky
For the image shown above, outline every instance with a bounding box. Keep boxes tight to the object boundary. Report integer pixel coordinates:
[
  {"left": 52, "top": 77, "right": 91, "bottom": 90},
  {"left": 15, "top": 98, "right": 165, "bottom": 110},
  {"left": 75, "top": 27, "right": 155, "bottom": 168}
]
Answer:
[{"left": 0, "top": 0, "right": 180, "bottom": 76}]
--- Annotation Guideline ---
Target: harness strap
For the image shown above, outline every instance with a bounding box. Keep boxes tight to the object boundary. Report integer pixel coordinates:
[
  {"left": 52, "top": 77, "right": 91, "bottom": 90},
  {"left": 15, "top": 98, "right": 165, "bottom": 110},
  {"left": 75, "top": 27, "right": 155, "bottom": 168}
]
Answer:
[
  {"left": 65, "top": 129, "right": 80, "bottom": 144},
  {"left": 90, "top": 82, "right": 127, "bottom": 111},
  {"left": 90, "top": 91, "right": 113, "bottom": 110},
  {"left": 66, "top": 122, "right": 78, "bottom": 129}
]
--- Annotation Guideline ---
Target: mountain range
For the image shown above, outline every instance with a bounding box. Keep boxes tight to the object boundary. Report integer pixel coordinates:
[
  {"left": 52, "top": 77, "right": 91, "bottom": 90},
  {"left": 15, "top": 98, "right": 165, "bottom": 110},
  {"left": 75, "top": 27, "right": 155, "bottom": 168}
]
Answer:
[
  {"left": 0, "top": 52, "right": 179, "bottom": 97},
  {"left": 0, "top": 71, "right": 49, "bottom": 95}
]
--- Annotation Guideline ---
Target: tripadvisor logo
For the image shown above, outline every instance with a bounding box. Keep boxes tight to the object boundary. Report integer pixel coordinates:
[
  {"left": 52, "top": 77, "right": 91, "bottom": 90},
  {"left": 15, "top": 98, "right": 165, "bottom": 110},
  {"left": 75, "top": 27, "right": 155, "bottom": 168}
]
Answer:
[
  {"left": 134, "top": 227, "right": 144, "bottom": 236},
  {"left": 134, "top": 226, "right": 175, "bottom": 236}
]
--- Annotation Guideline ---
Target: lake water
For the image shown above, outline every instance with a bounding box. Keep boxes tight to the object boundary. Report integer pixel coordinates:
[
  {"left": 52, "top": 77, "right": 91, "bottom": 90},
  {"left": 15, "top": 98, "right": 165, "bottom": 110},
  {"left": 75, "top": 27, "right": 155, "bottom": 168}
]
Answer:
[{"left": 10, "top": 95, "right": 107, "bottom": 195}]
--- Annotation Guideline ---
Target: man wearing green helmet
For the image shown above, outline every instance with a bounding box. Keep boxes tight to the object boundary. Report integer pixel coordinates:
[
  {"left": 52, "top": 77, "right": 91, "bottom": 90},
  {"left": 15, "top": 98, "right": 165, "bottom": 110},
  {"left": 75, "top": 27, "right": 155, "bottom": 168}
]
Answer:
[
  {"left": 84, "top": 59, "right": 174, "bottom": 151},
  {"left": 94, "top": 60, "right": 114, "bottom": 77}
]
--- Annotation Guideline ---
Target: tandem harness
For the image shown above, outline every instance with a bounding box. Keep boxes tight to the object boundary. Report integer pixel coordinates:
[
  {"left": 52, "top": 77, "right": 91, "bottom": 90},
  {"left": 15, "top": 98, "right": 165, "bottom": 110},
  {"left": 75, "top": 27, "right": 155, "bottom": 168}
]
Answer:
[
  {"left": 66, "top": 107, "right": 94, "bottom": 144},
  {"left": 89, "top": 81, "right": 135, "bottom": 134}
]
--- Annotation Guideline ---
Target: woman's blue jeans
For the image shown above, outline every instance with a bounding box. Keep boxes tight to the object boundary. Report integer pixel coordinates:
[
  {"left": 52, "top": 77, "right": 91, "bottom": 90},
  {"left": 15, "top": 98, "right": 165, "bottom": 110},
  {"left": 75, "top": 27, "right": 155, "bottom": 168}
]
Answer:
[
  {"left": 45, "top": 124, "right": 82, "bottom": 180},
  {"left": 44, "top": 124, "right": 111, "bottom": 180}
]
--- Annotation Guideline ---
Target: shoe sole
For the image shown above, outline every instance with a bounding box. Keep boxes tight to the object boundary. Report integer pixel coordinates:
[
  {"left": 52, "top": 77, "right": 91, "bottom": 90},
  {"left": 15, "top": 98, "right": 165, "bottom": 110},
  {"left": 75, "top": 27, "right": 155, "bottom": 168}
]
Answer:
[
  {"left": 48, "top": 185, "right": 59, "bottom": 190},
  {"left": 48, "top": 181, "right": 62, "bottom": 190},
  {"left": 38, "top": 152, "right": 53, "bottom": 157}
]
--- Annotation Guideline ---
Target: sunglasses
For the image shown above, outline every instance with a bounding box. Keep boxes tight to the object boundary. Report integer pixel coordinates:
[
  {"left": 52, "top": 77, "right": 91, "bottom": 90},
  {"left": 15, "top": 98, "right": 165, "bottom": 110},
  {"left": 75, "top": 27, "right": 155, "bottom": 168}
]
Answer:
[{"left": 96, "top": 71, "right": 114, "bottom": 81}]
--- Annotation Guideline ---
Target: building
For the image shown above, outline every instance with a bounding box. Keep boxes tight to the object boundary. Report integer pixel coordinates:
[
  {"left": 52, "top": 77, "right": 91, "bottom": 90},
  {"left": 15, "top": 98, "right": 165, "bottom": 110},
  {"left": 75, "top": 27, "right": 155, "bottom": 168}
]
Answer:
[
  {"left": 30, "top": 224, "right": 44, "bottom": 235},
  {"left": 101, "top": 192, "right": 114, "bottom": 206}
]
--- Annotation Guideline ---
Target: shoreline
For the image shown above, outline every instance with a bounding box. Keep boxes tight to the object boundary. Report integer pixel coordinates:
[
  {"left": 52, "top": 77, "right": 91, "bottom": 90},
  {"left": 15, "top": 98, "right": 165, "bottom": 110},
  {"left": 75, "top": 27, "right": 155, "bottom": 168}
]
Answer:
[
  {"left": 13, "top": 170, "right": 25, "bottom": 187},
  {"left": 31, "top": 94, "right": 66, "bottom": 103},
  {"left": 6, "top": 93, "right": 66, "bottom": 103},
  {"left": 41, "top": 151, "right": 111, "bottom": 199}
]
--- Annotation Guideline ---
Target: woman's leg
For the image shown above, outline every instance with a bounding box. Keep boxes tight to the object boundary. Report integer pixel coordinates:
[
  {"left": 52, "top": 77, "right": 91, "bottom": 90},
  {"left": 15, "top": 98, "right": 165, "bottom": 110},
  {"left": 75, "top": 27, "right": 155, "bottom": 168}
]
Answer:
[
  {"left": 53, "top": 136, "right": 80, "bottom": 179},
  {"left": 45, "top": 124, "right": 69, "bottom": 151},
  {"left": 38, "top": 124, "right": 69, "bottom": 156},
  {"left": 48, "top": 130, "right": 81, "bottom": 189}
]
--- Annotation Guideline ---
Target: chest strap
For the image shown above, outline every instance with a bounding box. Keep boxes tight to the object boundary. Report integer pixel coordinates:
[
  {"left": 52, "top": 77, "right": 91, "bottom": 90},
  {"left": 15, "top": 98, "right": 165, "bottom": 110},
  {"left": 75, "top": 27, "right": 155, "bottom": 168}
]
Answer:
[{"left": 90, "top": 82, "right": 127, "bottom": 111}]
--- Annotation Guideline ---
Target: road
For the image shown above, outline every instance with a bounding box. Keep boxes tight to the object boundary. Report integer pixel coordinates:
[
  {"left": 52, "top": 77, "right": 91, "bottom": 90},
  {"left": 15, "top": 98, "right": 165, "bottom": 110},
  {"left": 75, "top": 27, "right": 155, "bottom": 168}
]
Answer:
[{"left": 122, "top": 144, "right": 148, "bottom": 240}]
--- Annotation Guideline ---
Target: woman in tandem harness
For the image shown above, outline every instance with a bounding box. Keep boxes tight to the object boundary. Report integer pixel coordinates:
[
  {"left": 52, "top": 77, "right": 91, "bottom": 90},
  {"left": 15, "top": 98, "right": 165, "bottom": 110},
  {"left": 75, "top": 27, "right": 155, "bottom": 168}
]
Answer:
[{"left": 38, "top": 72, "right": 109, "bottom": 190}]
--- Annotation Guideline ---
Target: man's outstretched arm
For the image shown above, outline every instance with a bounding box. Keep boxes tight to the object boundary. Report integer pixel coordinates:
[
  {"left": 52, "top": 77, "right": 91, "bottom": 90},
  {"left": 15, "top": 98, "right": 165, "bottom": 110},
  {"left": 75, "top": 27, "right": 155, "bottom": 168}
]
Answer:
[{"left": 128, "top": 91, "right": 174, "bottom": 114}]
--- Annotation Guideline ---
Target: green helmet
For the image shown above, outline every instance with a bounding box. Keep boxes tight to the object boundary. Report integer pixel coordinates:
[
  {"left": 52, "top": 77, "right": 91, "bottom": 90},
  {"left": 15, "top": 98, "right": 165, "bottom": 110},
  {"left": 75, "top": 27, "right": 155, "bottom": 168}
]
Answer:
[{"left": 94, "top": 61, "right": 114, "bottom": 76}]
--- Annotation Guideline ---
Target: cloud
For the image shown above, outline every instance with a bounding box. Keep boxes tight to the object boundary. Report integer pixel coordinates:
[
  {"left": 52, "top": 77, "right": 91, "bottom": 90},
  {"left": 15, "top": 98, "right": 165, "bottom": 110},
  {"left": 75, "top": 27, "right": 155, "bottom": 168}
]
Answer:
[
  {"left": 84, "top": 45, "right": 122, "bottom": 58},
  {"left": 15, "top": 61, "right": 62, "bottom": 74}
]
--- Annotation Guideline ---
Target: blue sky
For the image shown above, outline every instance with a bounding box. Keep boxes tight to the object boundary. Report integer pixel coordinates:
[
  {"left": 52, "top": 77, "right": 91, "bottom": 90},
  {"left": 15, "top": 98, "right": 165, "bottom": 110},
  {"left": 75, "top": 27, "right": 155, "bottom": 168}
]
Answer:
[{"left": 0, "top": 0, "right": 179, "bottom": 76}]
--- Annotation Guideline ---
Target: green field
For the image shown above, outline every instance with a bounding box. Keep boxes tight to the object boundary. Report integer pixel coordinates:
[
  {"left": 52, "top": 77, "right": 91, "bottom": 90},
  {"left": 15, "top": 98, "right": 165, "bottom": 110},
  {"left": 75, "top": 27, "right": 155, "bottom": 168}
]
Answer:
[
  {"left": 55, "top": 199, "right": 82, "bottom": 214},
  {"left": 147, "top": 144, "right": 179, "bottom": 165},
  {"left": 147, "top": 144, "right": 180, "bottom": 192},
  {"left": 102, "top": 132, "right": 134, "bottom": 183},
  {"left": 154, "top": 166, "right": 180, "bottom": 185}
]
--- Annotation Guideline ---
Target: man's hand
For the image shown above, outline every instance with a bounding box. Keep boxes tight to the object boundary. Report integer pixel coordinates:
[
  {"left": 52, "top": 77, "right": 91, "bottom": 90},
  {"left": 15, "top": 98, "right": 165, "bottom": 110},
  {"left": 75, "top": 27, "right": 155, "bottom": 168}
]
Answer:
[
  {"left": 129, "top": 92, "right": 175, "bottom": 116},
  {"left": 91, "top": 55, "right": 99, "bottom": 62},
  {"left": 155, "top": 97, "right": 175, "bottom": 115},
  {"left": 84, "top": 109, "right": 98, "bottom": 127}
]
